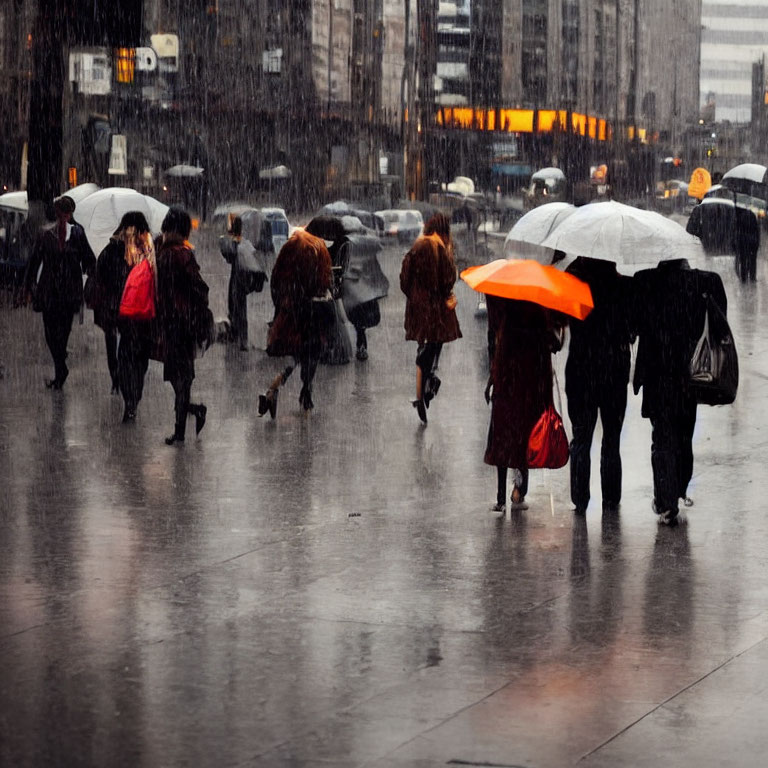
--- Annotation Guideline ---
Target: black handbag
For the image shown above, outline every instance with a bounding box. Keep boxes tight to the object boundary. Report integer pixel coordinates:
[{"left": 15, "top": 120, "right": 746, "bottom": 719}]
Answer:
[{"left": 689, "top": 294, "right": 738, "bottom": 405}]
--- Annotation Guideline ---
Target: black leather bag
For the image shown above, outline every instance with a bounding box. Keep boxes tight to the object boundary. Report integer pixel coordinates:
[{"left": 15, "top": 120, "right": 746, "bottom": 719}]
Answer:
[{"left": 689, "top": 294, "right": 738, "bottom": 406}]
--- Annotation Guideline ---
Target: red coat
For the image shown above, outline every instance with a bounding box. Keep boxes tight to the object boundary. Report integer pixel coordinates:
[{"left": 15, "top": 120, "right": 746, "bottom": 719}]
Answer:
[
  {"left": 484, "top": 298, "right": 554, "bottom": 469},
  {"left": 399, "top": 233, "right": 462, "bottom": 344},
  {"left": 266, "top": 230, "right": 333, "bottom": 358}
]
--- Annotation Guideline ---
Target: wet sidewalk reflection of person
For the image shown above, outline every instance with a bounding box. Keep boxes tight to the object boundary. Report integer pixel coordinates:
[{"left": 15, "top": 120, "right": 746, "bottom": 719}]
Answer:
[
  {"left": 156, "top": 208, "right": 210, "bottom": 445},
  {"left": 564, "top": 257, "right": 636, "bottom": 515},
  {"left": 258, "top": 229, "right": 334, "bottom": 417},
  {"left": 23, "top": 196, "right": 95, "bottom": 389},
  {"left": 400, "top": 213, "right": 462, "bottom": 424},
  {"left": 484, "top": 297, "right": 564, "bottom": 511}
]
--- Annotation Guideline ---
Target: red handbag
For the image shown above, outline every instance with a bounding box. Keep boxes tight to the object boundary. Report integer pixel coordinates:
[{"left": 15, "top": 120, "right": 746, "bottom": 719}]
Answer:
[
  {"left": 119, "top": 260, "right": 155, "bottom": 321},
  {"left": 527, "top": 373, "right": 569, "bottom": 469}
]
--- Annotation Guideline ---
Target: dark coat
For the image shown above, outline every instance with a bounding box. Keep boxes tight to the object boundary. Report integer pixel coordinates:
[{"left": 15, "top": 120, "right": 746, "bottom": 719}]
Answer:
[
  {"left": 400, "top": 233, "right": 462, "bottom": 344},
  {"left": 565, "top": 257, "right": 636, "bottom": 403},
  {"left": 24, "top": 222, "right": 95, "bottom": 313},
  {"left": 633, "top": 259, "right": 727, "bottom": 417},
  {"left": 92, "top": 238, "right": 131, "bottom": 330},
  {"left": 484, "top": 298, "right": 555, "bottom": 469},
  {"left": 156, "top": 235, "right": 211, "bottom": 382},
  {"left": 732, "top": 206, "right": 760, "bottom": 256},
  {"left": 266, "top": 230, "right": 333, "bottom": 358}
]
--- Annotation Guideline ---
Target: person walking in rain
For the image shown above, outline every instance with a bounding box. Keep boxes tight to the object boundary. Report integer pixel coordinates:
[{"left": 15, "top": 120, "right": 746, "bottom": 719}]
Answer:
[
  {"left": 156, "top": 207, "right": 210, "bottom": 445},
  {"left": 23, "top": 195, "right": 95, "bottom": 389},
  {"left": 219, "top": 214, "right": 263, "bottom": 350},
  {"left": 92, "top": 212, "right": 156, "bottom": 420},
  {"left": 564, "top": 257, "right": 636, "bottom": 515},
  {"left": 484, "top": 297, "right": 564, "bottom": 511},
  {"left": 732, "top": 205, "right": 759, "bottom": 282},
  {"left": 400, "top": 213, "right": 461, "bottom": 423},
  {"left": 633, "top": 258, "right": 727, "bottom": 524},
  {"left": 304, "top": 216, "right": 353, "bottom": 365},
  {"left": 304, "top": 215, "right": 389, "bottom": 362},
  {"left": 258, "top": 229, "right": 333, "bottom": 417}
]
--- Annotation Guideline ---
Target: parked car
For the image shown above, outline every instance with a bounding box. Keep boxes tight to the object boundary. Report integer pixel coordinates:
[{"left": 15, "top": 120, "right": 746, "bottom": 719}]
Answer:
[
  {"left": 524, "top": 167, "right": 567, "bottom": 210},
  {"left": 375, "top": 209, "right": 424, "bottom": 245},
  {"left": 655, "top": 179, "right": 689, "bottom": 213}
]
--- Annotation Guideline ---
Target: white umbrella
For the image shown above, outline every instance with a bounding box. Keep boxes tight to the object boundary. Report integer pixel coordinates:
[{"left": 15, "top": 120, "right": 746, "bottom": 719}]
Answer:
[
  {"left": 75, "top": 187, "right": 169, "bottom": 255},
  {"left": 258, "top": 165, "right": 291, "bottom": 180},
  {"left": 504, "top": 202, "right": 575, "bottom": 264},
  {"left": 0, "top": 190, "right": 28, "bottom": 212},
  {"left": 722, "top": 163, "right": 768, "bottom": 185},
  {"left": 540, "top": 200, "right": 704, "bottom": 268},
  {"left": 531, "top": 166, "right": 565, "bottom": 181},
  {"left": 57, "top": 183, "right": 100, "bottom": 206},
  {"left": 165, "top": 164, "right": 204, "bottom": 178}
]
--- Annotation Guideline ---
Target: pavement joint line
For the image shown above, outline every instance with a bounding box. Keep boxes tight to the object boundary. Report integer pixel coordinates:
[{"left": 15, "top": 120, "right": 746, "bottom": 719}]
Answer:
[
  {"left": 369, "top": 680, "right": 518, "bottom": 767},
  {"left": 577, "top": 631, "right": 768, "bottom": 762}
]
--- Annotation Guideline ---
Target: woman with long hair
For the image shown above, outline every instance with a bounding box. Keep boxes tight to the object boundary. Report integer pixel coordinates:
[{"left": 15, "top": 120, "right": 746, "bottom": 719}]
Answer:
[
  {"left": 114, "top": 212, "right": 156, "bottom": 422},
  {"left": 399, "top": 213, "right": 461, "bottom": 424}
]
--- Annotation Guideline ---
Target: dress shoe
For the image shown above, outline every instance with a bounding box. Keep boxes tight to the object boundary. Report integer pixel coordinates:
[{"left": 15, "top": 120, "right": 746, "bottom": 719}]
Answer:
[
  {"left": 356, "top": 347, "right": 368, "bottom": 361},
  {"left": 195, "top": 404, "right": 207, "bottom": 435},
  {"left": 45, "top": 378, "right": 62, "bottom": 390},
  {"left": 299, "top": 386, "right": 313, "bottom": 411},
  {"left": 165, "top": 433, "right": 184, "bottom": 445},
  {"left": 122, "top": 409, "right": 136, "bottom": 423}
]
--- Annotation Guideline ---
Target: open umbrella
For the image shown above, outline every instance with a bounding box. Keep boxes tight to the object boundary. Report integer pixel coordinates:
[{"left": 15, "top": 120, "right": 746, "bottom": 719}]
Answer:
[
  {"left": 461, "top": 259, "right": 593, "bottom": 320},
  {"left": 56, "top": 182, "right": 100, "bottom": 207},
  {"left": 0, "top": 191, "right": 27, "bottom": 212},
  {"left": 165, "top": 164, "right": 204, "bottom": 178},
  {"left": 540, "top": 200, "right": 703, "bottom": 266},
  {"left": 75, "top": 187, "right": 169, "bottom": 255},
  {"left": 504, "top": 202, "right": 575, "bottom": 264}
]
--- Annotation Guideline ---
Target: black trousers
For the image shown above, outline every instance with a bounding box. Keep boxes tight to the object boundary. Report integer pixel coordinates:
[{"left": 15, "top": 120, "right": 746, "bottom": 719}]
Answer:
[
  {"left": 650, "top": 397, "right": 697, "bottom": 513},
  {"left": 169, "top": 372, "right": 203, "bottom": 439},
  {"left": 118, "top": 321, "right": 151, "bottom": 413},
  {"left": 568, "top": 383, "right": 628, "bottom": 509},
  {"left": 103, "top": 326, "right": 119, "bottom": 387},
  {"left": 735, "top": 248, "right": 757, "bottom": 282},
  {"left": 42, "top": 308, "right": 75, "bottom": 384},
  {"left": 227, "top": 269, "right": 248, "bottom": 346}
]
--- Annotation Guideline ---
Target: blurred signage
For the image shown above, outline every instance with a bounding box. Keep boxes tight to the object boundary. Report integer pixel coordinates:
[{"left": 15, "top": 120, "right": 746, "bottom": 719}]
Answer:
[
  {"left": 688, "top": 167, "right": 712, "bottom": 200},
  {"left": 135, "top": 47, "right": 158, "bottom": 72},
  {"left": 69, "top": 51, "right": 112, "bottom": 96},
  {"left": 115, "top": 48, "right": 135, "bottom": 83},
  {"left": 151, "top": 34, "right": 179, "bottom": 73},
  {"left": 263, "top": 48, "right": 283, "bottom": 74},
  {"left": 108, "top": 135, "right": 127, "bottom": 176},
  {"left": 68, "top": 167, "right": 78, "bottom": 187}
]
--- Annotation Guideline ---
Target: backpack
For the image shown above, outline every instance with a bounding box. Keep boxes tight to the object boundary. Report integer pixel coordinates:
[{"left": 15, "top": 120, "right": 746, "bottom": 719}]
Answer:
[{"left": 119, "top": 259, "right": 155, "bottom": 321}]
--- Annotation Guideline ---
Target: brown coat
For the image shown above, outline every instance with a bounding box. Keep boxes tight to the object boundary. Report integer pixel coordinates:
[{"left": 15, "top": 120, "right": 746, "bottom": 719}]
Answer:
[
  {"left": 266, "top": 230, "right": 333, "bottom": 358},
  {"left": 399, "top": 233, "right": 462, "bottom": 344},
  {"left": 484, "top": 297, "right": 554, "bottom": 469}
]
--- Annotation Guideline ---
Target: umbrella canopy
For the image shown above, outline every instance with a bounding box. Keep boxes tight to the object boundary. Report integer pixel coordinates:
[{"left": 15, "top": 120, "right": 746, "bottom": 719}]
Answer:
[
  {"left": 540, "top": 200, "right": 703, "bottom": 265},
  {"left": 75, "top": 187, "right": 169, "bottom": 255},
  {"left": 531, "top": 166, "right": 565, "bottom": 182},
  {"left": 0, "top": 191, "right": 27, "bottom": 212},
  {"left": 259, "top": 165, "right": 291, "bottom": 179},
  {"left": 722, "top": 163, "right": 768, "bottom": 185},
  {"left": 460, "top": 259, "right": 593, "bottom": 320},
  {"left": 57, "top": 182, "right": 100, "bottom": 206},
  {"left": 504, "top": 202, "right": 576, "bottom": 264},
  {"left": 165, "top": 164, "right": 204, "bottom": 178}
]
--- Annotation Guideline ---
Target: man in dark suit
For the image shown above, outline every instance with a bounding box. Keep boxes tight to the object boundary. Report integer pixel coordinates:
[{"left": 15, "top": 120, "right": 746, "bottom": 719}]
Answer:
[
  {"left": 633, "top": 259, "right": 727, "bottom": 524},
  {"left": 565, "top": 257, "right": 636, "bottom": 515},
  {"left": 732, "top": 205, "right": 760, "bottom": 282}
]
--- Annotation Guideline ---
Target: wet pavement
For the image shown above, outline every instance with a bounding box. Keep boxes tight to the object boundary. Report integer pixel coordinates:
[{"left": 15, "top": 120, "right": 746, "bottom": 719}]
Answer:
[{"left": 2, "top": 234, "right": 768, "bottom": 767}]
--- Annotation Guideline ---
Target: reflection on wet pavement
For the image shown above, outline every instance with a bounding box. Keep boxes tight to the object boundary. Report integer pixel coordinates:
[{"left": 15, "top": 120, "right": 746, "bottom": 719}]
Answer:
[{"left": 2, "top": 239, "right": 768, "bottom": 767}]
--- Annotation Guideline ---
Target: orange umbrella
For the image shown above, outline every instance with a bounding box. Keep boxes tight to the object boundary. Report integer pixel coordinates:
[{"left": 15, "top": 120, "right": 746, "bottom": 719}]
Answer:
[{"left": 461, "top": 259, "right": 593, "bottom": 320}]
